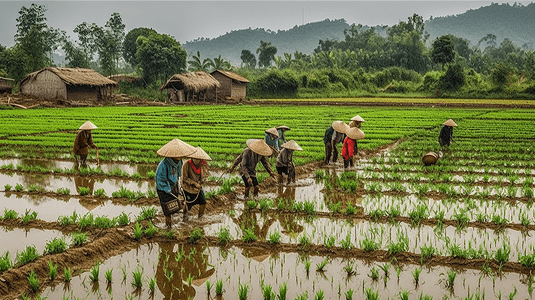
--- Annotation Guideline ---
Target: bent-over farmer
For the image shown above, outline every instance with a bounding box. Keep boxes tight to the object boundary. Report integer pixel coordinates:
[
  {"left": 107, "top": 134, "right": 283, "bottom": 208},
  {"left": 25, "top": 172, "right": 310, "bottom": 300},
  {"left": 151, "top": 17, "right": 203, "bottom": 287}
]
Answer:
[
  {"left": 155, "top": 139, "right": 196, "bottom": 227},
  {"left": 276, "top": 140, "right": 303, "bottom": 185},
  {"left": 276, "top": 125, "right": 290, "bottom": 148},
  {"left": 342, "top": 127, "right": 365, "bottom": 169},
  {"left": 181, "top": 146, "right": 211, "bottom": 221},
  {"left": 349, "top": 115, "right": 365, "bottom": 129},
  {"left": 264, "top": 127, "right": 280, "bottom": 155},
  {"left": 439, "top": 119, "right": 457, "bottom": 147},
  {"left": 229, "top": 139, "right": 275, "bottom": 199},
  {"left": 323, "top": 121, "right": 348, "bottom": 164},
  {"left": 73, "top": 121, "right": 98, "bottom": 168}
]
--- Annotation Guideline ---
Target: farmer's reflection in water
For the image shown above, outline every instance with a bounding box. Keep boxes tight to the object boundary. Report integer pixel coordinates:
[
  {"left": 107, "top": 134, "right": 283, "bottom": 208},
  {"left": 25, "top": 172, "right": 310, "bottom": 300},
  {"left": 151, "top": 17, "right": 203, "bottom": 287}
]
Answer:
[
  {"left": 276, "top": 185, "right": 304, "bottom": 238},
  {"left": 156, "top": 242, "right": 214, "bottom": 300},
  {"left": 74, "top": 176, "right": 95, "bottom": 195}
]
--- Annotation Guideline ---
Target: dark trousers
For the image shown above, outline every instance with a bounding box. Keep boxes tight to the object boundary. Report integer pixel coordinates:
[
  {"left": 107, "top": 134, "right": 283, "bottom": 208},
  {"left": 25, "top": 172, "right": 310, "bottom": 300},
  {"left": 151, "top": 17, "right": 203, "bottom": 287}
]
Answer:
[
  {"left": 343, "top": 158, "right": 354, "bottom": 169},
  {"left": 324, "top": 142, "right": 338, "bottom": 163},
  {"left": 157, "top": 189, "right": 176, "bottom": 216},
  {"left": 242, "top": 176, "right": 259, "bottom": 187},
  {"left": 184, "top": 190, "right": 206, "bottom": 210}
]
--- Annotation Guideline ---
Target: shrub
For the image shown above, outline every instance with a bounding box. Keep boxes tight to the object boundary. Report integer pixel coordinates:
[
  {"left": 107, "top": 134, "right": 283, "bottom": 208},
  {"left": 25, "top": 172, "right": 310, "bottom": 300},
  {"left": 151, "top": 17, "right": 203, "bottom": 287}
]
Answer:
[
  {"left": 421, "top": 71, "right": 443, "bottom": 91},
  {"left": 307, "top": 72, "right": 330, "bottom": 88},
  {"left": 254, "top": 69, "right": 299, "bottom": 97},
  {"left": 440, "top": 63, "right": 466, "bottom": 91}
]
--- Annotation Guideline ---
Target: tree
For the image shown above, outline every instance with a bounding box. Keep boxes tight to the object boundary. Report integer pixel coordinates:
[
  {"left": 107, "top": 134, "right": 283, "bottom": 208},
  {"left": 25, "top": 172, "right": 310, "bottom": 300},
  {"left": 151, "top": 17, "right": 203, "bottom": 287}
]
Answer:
[
  {"left": 490, "top": 61, "right": 513, "bottom": 87},
  {"left": 256, "top": 41, "right": 277, "bottom": 68},
  {"left": 431, "top": 35, "right": 455, "bottom": 69},
  {"left": 440, "top": 62, "right": 466, "bottom": 90},
  {"left": 123, "top": 27, "right": 157, "bottom": 67},
  {"left": 240, "top": 50, "right": 256, "bottom": 69},
  {"left": 188, "top": 51, "right": 212, "bottom": 72},
  {"left": 210, "top": 55, "right": 232, "bottom": 71},
  {"left": 136, "top": 33, "right": 187, "bottom": 82},
  {"left": 63, "top": 40, "right": 90, "bottom": 68}
]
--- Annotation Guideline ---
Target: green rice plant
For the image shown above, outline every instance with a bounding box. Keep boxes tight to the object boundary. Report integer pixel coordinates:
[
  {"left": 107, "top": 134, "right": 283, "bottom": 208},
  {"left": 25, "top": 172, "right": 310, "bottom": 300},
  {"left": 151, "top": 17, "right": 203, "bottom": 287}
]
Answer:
[
  {"left": 475, "top": 213, "right": 488, "bottom": 223},
  {"left": 4, "top": 184, "right": 11, "bottom": 191},
  {"left": 78, "top": 213, "right": 94, "bottom": 230},
  {"left": 369, "top": 267, "right": 379, "bottom": 281},
  {"left": 420, "top": 245, "right": 436, "bottom": 262},
  {"left": 316, "top": 258, "right": 328, "bottom": 272},
  {"left": 444, "top": 269, "right": 456, "bottom": 289},
  {"left": 412, "top": 267, "right": 422, "bottom": 286},
  {"left": 215, "top": 279, "right": 224, "bottom": 295},
  {"left": 418, "top": 293, "right": 433, "bottom": 300},
  {"left": 386, "top": 205, "right": 401, "bottom": 221},
  {"left": 144, "top": 221, "right": 158, "bottom": 237},
  {"left": 16, "top": 246, "right": 40, "bottom": 266},
  {"left": 120, "top": 265, "right": 127, "bottom": 281},
  {"left": 105, "top": 268, "right": 113, "bottom": 283},
  {"left": 63, "top": 267, "right": 72, "bottom": 282},
  {"left": 21, "top": 209, "right": 37, "bottom": 224},
  {"left": 14, "top": 183, "right": 24, "bottom": 192},
  {"left": 89, "top": 262, "right": 100, "bottom": 282},
  {"left": 189, "top": 227, "right": 203, "bottom": 243},
  {"left": 324, "top": 236, "right": 335, "bottom": 248},
  {"left": 379, "top": 263, "right": 390, "bottom": 278},
  {"left": 494, "top": 242, "right": 511, "bottom": 268},
  {"left": 146, "top": 189, "right": 157, "bottom": 198},
  {"left": 118, "top": 212, "right": 130, "bottom": 226},
  {"left": 48, "top": 261, "right": 57, "bottom": 280},
  {"left": 0, "top": 163, "right": 14, "bottom": 171},
  {"left": 261, "top": 282, "right": 276, "bottom": 300},
  {"left": 328, "top": 201, "right": 342, "bottom": 214},
  {"left": 94, "top": 188, "right": 107, "bottom": 198},
  {"left": 368, "top": 208, "right": 385, "bottom": 221},
  {"left": 246, "top": 200, "right": 258, "bottom": 209},
  {"left": 341, "top": 234, "right": 353, "bottom": 250},
  {"left": 0, "top": 252, "right": 12, "bottom": 272},
  {"left": 523, "top": 187, "right": 534, "bottom": 199},
  {"left": 148, "top": 277, "right": 156, "bottom": 294},
  {"left": 217, "top": 227, "right": 232, "bottom": 245},
  {"left": 58, "top": 211, "right": 78, "bottom": 226},
  {"left": 137, "top": 207, "right": 156, "bottom": 221},
  {"left": 344, "top": 289, "right": 354, "bottom": 300},
  {"left": 492, "top": 214, "right": 509, "bottom": 227},
  {"left": 399, "top": 290, "right": 409, "bottom": 300},
  {"left": 519, "top": 253, "right": 535, "bottom": 269},
  {"left": 3, "top": 208, "right": 18, "bottom": 220},
  {"left": 71, "top": 232, "right": 88, "bottom": 246},
  {"left": 259, "top": 199, "right": 272, "bottom": 211},
  {"left": 146, "top": 170, "right": 156, "bottom": 179},
  {"left": 315, "top": 169, "right": 325, "bottom": 180},
  {"left": 361, "top": 235, "right": 380, "bottom": 252},
  {"left": 242, "top": 227, "right": 257, "bottom": 243},
  {"left": 27, "top": 184, "right": 45, "bottom": 192},
  {"left": 314, "top": 290, "right": 325, "bottom": 300},
  {"left": 56, "top": 187, "right": 70, "bottom": 195},
  {"left": 299, "top": 234, "right": 311, "bottom": 248},
  {"left": 238, "top": 282, "right": 249, "bottom": 300},
  {"left": 78, "top": 186, "right": 90, "bottom": 196},
  {"left": 44, "top": 237, "right": 68, "bottom": 255},
  {"left": 387, "top": 236, "right": 408, "bottom": 256},
  {"left": 269, "top": 231, "right": 281, "bottom": 244},
  {"left": 295, "top": 291, "right": 308, "bottom": 300},
  {"left": 365, "top": 287, "right": 379, "bottom": 300},
  {"left": 304, "top": 260, "right": 311, "bottom": 275},
  {"left": 162, "top": 229, "right": 175, "bottom": 239},
  {"left": 452, "top": 209, "right": 470, "bottom": 229},
  {"left": 28, "top": 269, "right": 40, "bottom": 291},
  {"left": 345, "top": 202, "right": 357, "bottom": 215},
  {"left": 408, "top": 204, "right": 429, "bottom": 226},
  {"left": 164, "top": 268, "right": 173, "bottom": 282},
  {"left": 94, "top": 216, "right": 117, "bottom": 229},
  {"left": 343, "top": 262, "right": 356, "bottom": 276},
  {"left": 133, "top": 222, "right": 143, "bottom": 240},
  {"left": 303, "top": 200, "right": 316, "bottom": 215},
  {"left": 131, "top": 172, "right": 142, "bottom": 180},
  {"left": 277, "top": 282, "right": 287, "bottom": 300},
  {"left": 131, "top": 267, "right": 143, "bottom": 288}
]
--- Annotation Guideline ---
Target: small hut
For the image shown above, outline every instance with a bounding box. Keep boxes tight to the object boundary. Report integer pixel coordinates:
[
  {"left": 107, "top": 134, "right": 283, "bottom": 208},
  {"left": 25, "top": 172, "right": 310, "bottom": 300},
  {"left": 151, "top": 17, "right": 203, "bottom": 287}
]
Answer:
[
  {"left": 0, "top": 77, "right": 14, "bottom": 94},
  {"left": 19, "top": 67, "right": 118, "bottom": 102},
  {"left": 210, "top": 70, "right": 249, "bottom": 100},
  {"left": 107, "top": 74, "right": 142, "bottom": 83},
  {"left": 160, "top": 71, "right": 221, "bottom": 102}
]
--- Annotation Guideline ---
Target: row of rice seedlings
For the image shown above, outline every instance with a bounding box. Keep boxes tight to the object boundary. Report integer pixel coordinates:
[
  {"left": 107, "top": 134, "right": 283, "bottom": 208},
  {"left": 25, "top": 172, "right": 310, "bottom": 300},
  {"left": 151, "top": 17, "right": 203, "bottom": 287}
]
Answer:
[{"left": 57, "top": 207, "right": 154, "bottom": 230}]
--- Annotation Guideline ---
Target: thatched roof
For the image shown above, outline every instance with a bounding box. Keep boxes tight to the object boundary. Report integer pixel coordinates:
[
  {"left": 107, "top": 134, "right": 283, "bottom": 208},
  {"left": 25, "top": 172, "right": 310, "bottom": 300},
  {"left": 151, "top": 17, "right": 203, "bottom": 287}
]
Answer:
[
  {"left": 20, "top": 67, "right": 118, "bottom": 87},
  {"left": 0, "top": 77, "right": 14, "bottom": 82},
  {"left": 160, "top": 71, "right": 221, "bottom": 92},
  {"left": 211, "top": 69, "right": 250, "bottom": 83},
  {"left": 107, "top": 74, "right": 141, "bottom": 83}
]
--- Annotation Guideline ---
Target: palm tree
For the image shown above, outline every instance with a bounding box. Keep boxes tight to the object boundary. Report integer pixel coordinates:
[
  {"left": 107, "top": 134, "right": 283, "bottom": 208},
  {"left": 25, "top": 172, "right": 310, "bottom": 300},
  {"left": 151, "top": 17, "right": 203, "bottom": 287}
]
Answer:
[
  {"left": 188, "top": 51, "right": 211, "bottom": 71},
  {"left": 211, "top": 55, "right": 232, "bottom": 71}
]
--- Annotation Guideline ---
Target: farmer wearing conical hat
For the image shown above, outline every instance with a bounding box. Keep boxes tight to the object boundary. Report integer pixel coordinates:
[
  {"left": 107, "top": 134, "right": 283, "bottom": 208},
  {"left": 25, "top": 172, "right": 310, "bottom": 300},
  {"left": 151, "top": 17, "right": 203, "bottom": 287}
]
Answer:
[
  {"left": 323, "top": 121, "right": 348, "bottom": 164},
  {"left": 264, "top": 127, "right": 280, "bottom": 155},
  {"left": 229, "top": 139, "right": 275, "bottom": 199},
  {"left": 73, "top": 121, "right": 98, "bottom": 168},
  {"left": 349, "top": 115, "right": 365, "bottom": 129},
  {"left": 276, "top": 125, "right": 290, "bottom": 148},
  {"left": 439, "top": 119, "right": 457, "bottom": 147},
  {"left": 342, "top": 127, "right": 365, "bottom": 169},
  {"left": 155, "top": 139, "right": 196, "bottom": 227},
  {"left": 276, "top": 140, "right": 303, "bottom": 185},
  {"left": 181, "top": 146, "right": 211, "bottom": 221}
]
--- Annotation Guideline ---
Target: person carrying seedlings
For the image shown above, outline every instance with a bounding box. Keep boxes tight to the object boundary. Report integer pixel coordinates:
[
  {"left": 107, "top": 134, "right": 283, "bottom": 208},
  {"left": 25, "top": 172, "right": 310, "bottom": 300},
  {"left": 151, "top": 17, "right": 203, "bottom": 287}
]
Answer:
[
  {"left": 229, "top": 139, "right": 276, "bottom": 199},
  {"left": 155, "top": 139, "right": 196, "bottom": 227},
  {"left": 342, "top": 127, "right": 365, "bottom": 169},
  {"left": 276, "top": 125, "right": 290, "bottom": 148},
  {"left": 276, "top": 140, "right": 303, "bottom": 184},
  {"left": 264, "top": 127, "right": 280, "bottom": 155},
  {"left": 73, "top": 121, "right": 98, "bottom": 168},
  {"left": 349, "top": 115, "right": 365, "bottom": 129},
  {"left": 323, "top": 121, "right": 349, "bottom": 164},
  {"left": 439, "top": 119, "right": 457, "bottom": 147},
  {"left": 181, "top": 146, "right": 211, "bottom": 221}
]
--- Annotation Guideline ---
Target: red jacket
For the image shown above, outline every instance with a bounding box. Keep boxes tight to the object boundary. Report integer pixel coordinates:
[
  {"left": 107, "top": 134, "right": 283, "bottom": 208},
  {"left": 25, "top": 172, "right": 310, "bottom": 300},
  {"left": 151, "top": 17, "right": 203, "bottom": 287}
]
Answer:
[{"left": 342, "top": 137, "right": 355, "bottom": 160}]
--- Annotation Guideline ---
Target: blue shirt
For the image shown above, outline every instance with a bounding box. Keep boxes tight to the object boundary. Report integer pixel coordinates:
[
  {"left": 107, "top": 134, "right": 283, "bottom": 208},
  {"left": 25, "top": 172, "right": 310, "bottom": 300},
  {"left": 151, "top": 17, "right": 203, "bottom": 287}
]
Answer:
[
  {"left": 265, "top": 133, "right": 279, "bottom": 150},
  {"left": 155, "top": 157, "right": 182, "bottom": 193}
]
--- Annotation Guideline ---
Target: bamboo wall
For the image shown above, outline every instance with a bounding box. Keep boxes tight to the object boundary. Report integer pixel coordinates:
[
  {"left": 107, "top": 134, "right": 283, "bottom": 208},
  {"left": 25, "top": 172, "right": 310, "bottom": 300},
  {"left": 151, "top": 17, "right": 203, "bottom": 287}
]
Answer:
[
  {"left": 66, "top": 85, "right": 100, "bottom": 102},
  {"left": 21, "top": 70, "right": 67, "bottom": 100},
  {"left": 211, "top": 72, "right": 246, "bottom": 100},
  {"left": 0, "top": 80, "right": 12, "bottom": 93}
]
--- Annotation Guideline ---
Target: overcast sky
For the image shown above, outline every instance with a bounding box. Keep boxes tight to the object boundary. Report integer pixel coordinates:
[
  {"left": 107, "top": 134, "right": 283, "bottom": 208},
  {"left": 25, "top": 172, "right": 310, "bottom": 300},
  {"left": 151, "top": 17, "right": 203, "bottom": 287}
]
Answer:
[{"left": 0, "top": 1, "right": 532, "bottom": 48}]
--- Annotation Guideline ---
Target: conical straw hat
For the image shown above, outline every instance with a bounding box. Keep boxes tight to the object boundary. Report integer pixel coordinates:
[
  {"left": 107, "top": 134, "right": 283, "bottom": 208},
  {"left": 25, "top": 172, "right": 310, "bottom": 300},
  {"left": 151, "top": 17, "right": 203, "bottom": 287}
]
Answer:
[
  {"left": 276, "top": 125, "right": 290, "bottom": 131},
  {"left": 157, "top": 139, "right": 196, "bottom": 158},
  {"left": 346, "top": 127, "right": 365, "bottom": 140},
  {"left": 350, "top": 115, "right": 366, "bottom": 122},
  {"left": 188, "top": 146, "right": 212, "bottom": 161},
  {"left": 281, "top": 140, "right": 303, "bottom": 151},
  {"left": 332, "top": 121, "right": 349, "bottom": 133},
  {"left": 246, "top": 139, "right": 273, "bottom": 156},
  {"left": 79, "top": 121, "right": 97, "bottom": 130},
  {"left": 265, "top": 127, "right": 279, "bottom": 137},
  {"left": 443, "top": 119, "right": 457, "bottom": 127}
]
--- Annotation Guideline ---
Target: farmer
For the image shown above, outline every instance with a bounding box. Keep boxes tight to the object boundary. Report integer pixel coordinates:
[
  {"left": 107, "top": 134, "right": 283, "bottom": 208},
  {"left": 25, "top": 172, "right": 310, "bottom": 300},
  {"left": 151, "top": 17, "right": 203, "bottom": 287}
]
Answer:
[
  {"left": 181, "top": 146, "right": 211, "bottom": 221},
  {"left": 323, "top": 121, "right": 348, "bottom": 164},
  {"left": 73, "top": 121, "right": 98, "bottom": 168},
  {"left": 155, "top": 139, "right": 196, "bottom": 227},
  {"left": 439, "top": 119, "right": 457, "bottom": 147},
  {"left": 229, "top": 139, "right": 276, "bottom": 199},
  {"left": 276, "top": 140, "right": 303, "bottom": 184},
  {"left": 349, "top": 115, "right": 365, "bottom": 129},
  {"left": 276, "top": 125, "right": 290, "bottom": 148},
  {"left": 342, "top": 127, "right": 365, "bottom": 169},
  {"left": 264, "top": 127, "right": 280, "bottom": 155}
]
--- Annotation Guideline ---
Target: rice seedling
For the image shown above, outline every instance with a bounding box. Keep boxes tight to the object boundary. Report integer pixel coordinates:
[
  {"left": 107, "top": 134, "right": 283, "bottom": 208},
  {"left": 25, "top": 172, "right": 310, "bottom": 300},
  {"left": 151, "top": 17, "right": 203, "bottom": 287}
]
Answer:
[
  {"left": 238, "top": 282, "right": 249, "bottom": 300},
  {"left": 146, "top": 189, "right": 157, "bottom": 198},
  {"left": 491, "top": 214, "right": 509, "bottom": 227},
  {"left": 269, "top": 231, "right": 281, "bottom": 244},
  {"left": 117, "top": 212, "right": 130, "bottom": 226},
  {"left": 71, "top": 232, "right": 88, "bottom": 246},
  {"left": 3, "top": 184, "right": 11, "bottom": 191},
  {"left": 162, "top": 229, "right": 175, "bottom": 239},
  {"left": 361, "top": 235, "right": 380, "bottom": 252},
  {"left": 345, "top": 202, "right": 357, "bottom": 215},
  {"left": 94, "top": 216, "right": 117, "bottom": 229},
  {"left": 408, "top": 204, "right": 429, "bottom": 226},
  {"left": 56, "top": 187, "right": 70, "bottom": 195},
  {"left": 420, "top": 245, "right": 436, "bottom": 263},
  {"left": 14, "top": 183, "right": 24, "bottom": 192},
  {"left": 303, "top": 200, "right": 316, "bottom": 215},
  {"left": 304, "top": 260, "right": 311, "bottom": 275},
  {"left": 105, "top": 268, "right": 113, "bottom": 283},
  {"left": 444, "top": 269, "right": 456, "bottom": 289},
  {"left": 341, "top": 234, "right": 353, "bottom": 250},
  {"left": 368, "top": 208, "right": 385, "bottom": 221},
  {"left": 369, "top": 267, "right": 379, "bottom": 281},
  {"left": 189, "top": 227, "right": 203, "bottom": 243},
  {"left": 452, "top": 209, "right": 470, "bottom": 229},
  {"left": 3, "top": 208, "right": 18, "bottom": 220},
  {"left": 48, "top": 261, "right": 57, "bottom": 281},
  {"left": 119, "top": 265, "right": 127, "bottom": 281},
  {"left": 186, "top": 273, "right": 194, "bottom": 285},
  {"left": 412, "top": 267, "right": 422, "bottom": 286},
  {"left": 519, "top": 253, "right": 535, "bottom": 269},
  {"left": 215, "top": 279, "right": 224, "bottom": 295},
  {"left": 0, "top": 252, "right": 12, "bottom": 272},
  {"left": 217, "top": 227, "right": 233, "bottom": 245},
  {"left": 418, "top": 293, "right": 433, "bottom": 300},
  {"left": 295, "top": 291, "right": 308, "bottom": 300},
  {"left": 328, "top": 201, "right": 342, "bottom": 214},
  {"left": 314, "top": 290, "right": 325, "bottom": 300},
  {"left": 146, "top": 170, "right": 156, "bottom": 179},
  {"left": 315, "top": 169, "right": 325, "bottom": 179},
  {"left": 365, "top": 287, "right": 379, "bottom": 300},
  {"left": 16, "top": 246, "right": 40, "bottom": 266},
  {"left": 164, "top": 268, "right": 173, "bottom": 282},
  {"left": 299, "top": 234, "right": 311, "bottom": 248},
  {"left": 345, "top": 289, "right": 354, "bottom": 300},
  {"left": 148, "top": 277, "right": 156, "bottom": 294},
  {"left": 28, "top": 269, "right": 40, "bottom": 291},
  {"left": 131, "top": 267, "right": 143, "bottom": 288},
  {"left": 494, "top": 242, "right": 511, "bottom": 268},
  {"left": 246, "top": 200, "right": 258, "bottom": 209},
  {"left": 133, "top": 222, "right": 143, "bottom": 240},
  {"left": 78, "top": 186, "right": 90, "bottom": 196},
  {"left": 387, "top": 237, "right": 408, "bottom": 256},
  {"left": 77, "top": 213, "right": 94, "bottom": 230},
  {"left": 259, "top": 199, "right": 272, "bottom": 211},
  {"left": 144, "top": 220, "right": 158, "bottom": 237},
  {"left": 316, "top": 258, "right": 329, "bottom": 272},
  {"left": 63, "top": 267, "right": 72, "bottom": 282},
  {"left": 21, "top": 209, "right": 37, "bottom": 224},
  {"left": 399, "top": 290, "right": 409, "bottom": 300},
  {"left": 344, "top": 262, "right": 356, "bottom": 276},
  {"left": 137, "top": 207, "right": 156, "bottom": 221},
  {"left": 278, "top": 282, "right": 287, "bottom": 300},
  {"left": 89, "top": 262, "right": 100, "bottom": 282},
  {"left": 94, "top": 188, "right": 107, "bottom": 198},
  {"left": 242, "top": 227, "right": 257, "bottom": 243},
  {"left": 28, "top": 184, "right": 46, "bottom": 192},
  {"left": 261, "top": 282, "right": 276, "bottom": 300},
  {"left": 379, "top": 263, "right": 390, "bottom": 278},
  {"left": 324, "top": 236, "right": 335, "bottom": 248}
]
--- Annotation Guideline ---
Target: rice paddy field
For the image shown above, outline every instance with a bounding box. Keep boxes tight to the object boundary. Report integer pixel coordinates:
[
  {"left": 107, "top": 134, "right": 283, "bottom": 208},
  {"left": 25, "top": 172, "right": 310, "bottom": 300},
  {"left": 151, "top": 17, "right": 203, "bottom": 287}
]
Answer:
[{"left": 0, "top": 104, "right": 534, "bottom": 300}]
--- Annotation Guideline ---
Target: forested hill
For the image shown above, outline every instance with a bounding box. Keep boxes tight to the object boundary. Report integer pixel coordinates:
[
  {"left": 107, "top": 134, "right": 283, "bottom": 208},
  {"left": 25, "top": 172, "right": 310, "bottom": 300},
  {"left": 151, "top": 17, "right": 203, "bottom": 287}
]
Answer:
[
  {"left": 425, "top": 2, "right": 535, "bottom": 49},
  {"left": 182, "top": 19, "right": 351, "bottom": 65},
  {"left": 182, "top": 2, "right": 535, "bottom": 66}
]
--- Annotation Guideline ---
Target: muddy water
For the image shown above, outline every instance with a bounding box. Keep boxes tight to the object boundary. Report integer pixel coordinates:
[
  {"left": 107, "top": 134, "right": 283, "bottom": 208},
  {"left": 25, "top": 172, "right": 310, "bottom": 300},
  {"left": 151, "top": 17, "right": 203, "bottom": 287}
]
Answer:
[
  {"left": 41, "top": 243, "right": 528, "bottom": 300},
  {"left": 0, "top": 228, "right": 66, "bottom": 260},
  {"left": 0, "top": 193, "right": 150, "bottom": 222}
]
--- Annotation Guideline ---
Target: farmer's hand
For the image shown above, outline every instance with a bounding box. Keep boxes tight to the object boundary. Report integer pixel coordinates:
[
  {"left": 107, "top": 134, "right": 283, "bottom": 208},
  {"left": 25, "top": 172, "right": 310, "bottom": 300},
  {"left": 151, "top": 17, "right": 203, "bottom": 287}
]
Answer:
[{"left": 247, "top": 178, "right": 253, "bottom": 186}]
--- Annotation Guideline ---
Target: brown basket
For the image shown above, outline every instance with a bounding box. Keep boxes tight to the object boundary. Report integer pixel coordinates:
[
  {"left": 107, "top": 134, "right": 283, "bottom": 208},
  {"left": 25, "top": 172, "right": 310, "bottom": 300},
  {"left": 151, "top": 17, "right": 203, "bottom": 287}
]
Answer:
[
  {"left": 162, "top": 193, "right": 185, "bottom": 215},
  {"left": 422, "top": 152, "right": 439, "bottom": 165}
]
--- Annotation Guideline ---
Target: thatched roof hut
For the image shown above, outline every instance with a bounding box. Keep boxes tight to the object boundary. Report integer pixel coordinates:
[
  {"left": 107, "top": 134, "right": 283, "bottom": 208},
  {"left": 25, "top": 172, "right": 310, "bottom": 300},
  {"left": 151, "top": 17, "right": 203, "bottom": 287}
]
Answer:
[
  {"left": 107, "top": 74, "right": 141, "bottom": 83},
  {"left": 160, "top": 71, "right": 221, "bottom": 102},
  {"left": 210, "top": 70, "right": 249, "bottom": 101},
  {"left": 20, "top": 67, "right": 118, "bottom": 102},
  {"left": 0, "top": 77, "right": 14, "bottom": 94}
]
